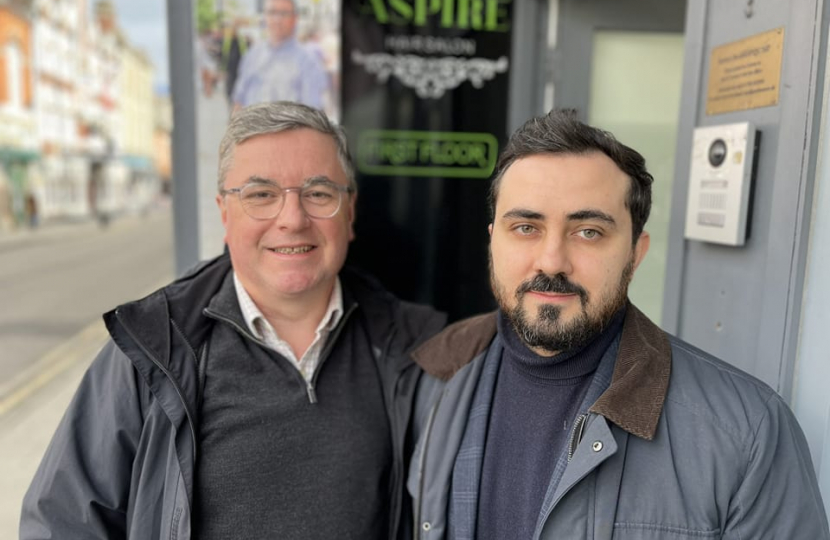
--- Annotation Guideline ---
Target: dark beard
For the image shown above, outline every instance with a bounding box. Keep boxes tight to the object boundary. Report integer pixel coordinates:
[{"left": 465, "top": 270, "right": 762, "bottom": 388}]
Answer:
[{"left": 491, "top": 258, "right": 634, "bottom": 355}]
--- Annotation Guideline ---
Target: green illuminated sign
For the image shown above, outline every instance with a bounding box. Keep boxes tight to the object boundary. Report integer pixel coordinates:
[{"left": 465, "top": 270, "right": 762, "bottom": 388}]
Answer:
[
  {"left": 357, "top": 129, "right": 498, "bottom": 178},
  {"left": 362, "top": 0, "right": 512, "bottom": 31}
]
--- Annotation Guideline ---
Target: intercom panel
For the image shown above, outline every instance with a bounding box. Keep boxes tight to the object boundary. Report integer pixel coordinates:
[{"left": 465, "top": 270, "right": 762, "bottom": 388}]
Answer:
[{"left": 684, "top": 122, "right": 758, "bottom": 246}]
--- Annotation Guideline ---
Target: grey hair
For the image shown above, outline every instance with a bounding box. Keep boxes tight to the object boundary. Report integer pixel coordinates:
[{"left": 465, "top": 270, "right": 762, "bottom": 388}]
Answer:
[
  {"left": 265, "top": 0, "right": 297, "bottom": 12},
  {"left": 217, "top": 101, "right": 356, "bottom": 192}
]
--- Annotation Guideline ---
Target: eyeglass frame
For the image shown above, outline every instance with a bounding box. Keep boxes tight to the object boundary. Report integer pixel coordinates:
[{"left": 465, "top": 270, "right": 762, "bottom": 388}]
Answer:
[
  {"left": 264, "top": 8, "right": 296, "bottom": 19},
  {"left": 219, "top": 177, "right": 355, "bottom": 220}
]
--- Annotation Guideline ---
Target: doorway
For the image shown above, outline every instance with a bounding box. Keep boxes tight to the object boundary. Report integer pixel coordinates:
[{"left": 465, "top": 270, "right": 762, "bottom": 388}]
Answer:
[{"left": 551, "top": 0, "right": 686, "bottom": 325}]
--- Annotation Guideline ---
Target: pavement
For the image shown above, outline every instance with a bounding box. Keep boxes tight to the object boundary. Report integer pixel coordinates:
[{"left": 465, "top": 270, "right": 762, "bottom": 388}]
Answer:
[
  {"left": 0, "top": 198, "right": 171, "bottom": 252},
  {"left": 0, "top": 217, "right": 105, "bottom": 251},
  {"left": 0, "top": 319, "right": 104, "bottom": 538},
  {"left": 0, "top": 210, "right": 171, "bottom": 538}
]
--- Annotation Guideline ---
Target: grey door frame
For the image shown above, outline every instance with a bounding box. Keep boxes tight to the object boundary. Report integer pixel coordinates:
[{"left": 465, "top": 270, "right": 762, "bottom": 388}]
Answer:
[{"left": 507, "top": 0, "right": 549, "bottom": 133}]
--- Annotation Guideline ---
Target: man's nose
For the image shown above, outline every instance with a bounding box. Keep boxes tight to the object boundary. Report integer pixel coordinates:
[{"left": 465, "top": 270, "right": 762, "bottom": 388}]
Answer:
[
  {"left": 274, "top": 190, "right": 309, "bottom": 230},
  {"left": 535, "top": 235, "right": 573, "bottom": 276}
]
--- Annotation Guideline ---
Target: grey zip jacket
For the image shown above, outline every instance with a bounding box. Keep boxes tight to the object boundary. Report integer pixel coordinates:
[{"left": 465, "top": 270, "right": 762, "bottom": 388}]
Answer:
[
  {"left": 407, "top": 304, "right": 829, "bottom": 539},
  {"left": 20, "top": 253, "right": 446, "bottom": 540}
]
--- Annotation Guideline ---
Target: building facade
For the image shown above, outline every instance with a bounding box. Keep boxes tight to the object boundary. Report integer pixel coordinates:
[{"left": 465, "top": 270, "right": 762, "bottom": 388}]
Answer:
[
  {"left": 79, "top": 0, "right": 128, "bottom": 220},
  {"left": 119, "top": 40, "right": 158, "bottom": 212},
  {"left": 0, "top": 0, "right": 164, "bottom": 228},
  {"left": 0, "top": 0, "right": 37, "bottom": 230},
  {"left": 153, "top": 92, "right": 172, "bottom": 195},
  {"left": 31, "top": 0, "right": 89, "bottom": 220}
]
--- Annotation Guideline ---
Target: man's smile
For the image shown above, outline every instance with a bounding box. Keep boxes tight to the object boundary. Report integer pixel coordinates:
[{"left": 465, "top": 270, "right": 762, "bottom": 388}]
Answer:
[{"left": 268, "top": 245, "right": 315, "bottom": 255}]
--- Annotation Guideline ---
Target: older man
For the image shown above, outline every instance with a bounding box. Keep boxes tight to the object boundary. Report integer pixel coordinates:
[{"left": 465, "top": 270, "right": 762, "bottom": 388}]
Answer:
[
  {"left": 21, "top": 102, "right": 445, "bottom": 540},
  {"left": 232, "top": 0, "right": 328, "bottom": 112},
  {"left": 406, "top": 109, "right": 829, "bottom": 539}
]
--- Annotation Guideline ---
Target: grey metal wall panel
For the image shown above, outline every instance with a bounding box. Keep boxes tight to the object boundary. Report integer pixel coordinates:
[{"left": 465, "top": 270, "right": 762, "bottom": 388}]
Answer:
[
  {"left": 793, "top": 78, "right": 830, "bottom": 509},
  {"left": 662, "top": 3, "right": 708, "bottom": 335},
  {"left": 666, "top": 0, "right": 826, "bottom": 396}
]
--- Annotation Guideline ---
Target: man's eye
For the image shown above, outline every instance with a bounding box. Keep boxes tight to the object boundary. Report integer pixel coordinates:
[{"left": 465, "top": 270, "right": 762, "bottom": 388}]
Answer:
[
  {"left": 305, "top": 190, "right": 334, "bottom": 200},
  {"left": 578, "top": 229, "right": 601, "bottom": 240},
  {"left": 302, "top": 186, "right": 337, "bottom": 206},
  {"left": 514, "top": 224, "right": 536, "bottom": 235},
  {"left": 244, "top": 189, "right": 279, "bottom": 201}
]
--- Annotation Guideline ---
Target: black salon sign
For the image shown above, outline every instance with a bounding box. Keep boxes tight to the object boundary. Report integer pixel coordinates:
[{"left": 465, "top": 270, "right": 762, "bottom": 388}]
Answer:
[{"left": 341, "top": 0, "right": 513, "bottom": 320}]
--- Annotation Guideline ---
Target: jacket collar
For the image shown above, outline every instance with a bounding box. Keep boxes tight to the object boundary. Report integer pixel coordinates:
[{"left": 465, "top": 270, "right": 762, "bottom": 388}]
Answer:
[
  {"left": 104, "top": 253, "right": 233, "bottom": 369},
  {"left": 413, "top": 311, "right": 497, "bottom": 381},
  {"left": 107, "top": 252, "right": 446, "bottom": 376},
  {"left": 412, "top": 302, "right": 671, "bottom": 441}
]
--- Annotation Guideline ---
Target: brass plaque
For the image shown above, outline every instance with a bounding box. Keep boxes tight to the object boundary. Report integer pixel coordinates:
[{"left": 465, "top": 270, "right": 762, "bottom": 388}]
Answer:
[{"left": 706, "top": 27, "right": 784, "bottom": 115}]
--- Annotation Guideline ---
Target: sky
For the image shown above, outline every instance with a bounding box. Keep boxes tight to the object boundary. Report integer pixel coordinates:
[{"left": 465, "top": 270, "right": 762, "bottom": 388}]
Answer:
[{"left": 109, "top": 0, "right": 170, "bottom": 95}]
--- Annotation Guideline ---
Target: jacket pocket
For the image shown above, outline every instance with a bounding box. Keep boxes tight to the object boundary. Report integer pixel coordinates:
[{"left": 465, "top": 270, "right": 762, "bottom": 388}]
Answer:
[{"left": 613, "top": 522, "right": 720, "bottom": 538}]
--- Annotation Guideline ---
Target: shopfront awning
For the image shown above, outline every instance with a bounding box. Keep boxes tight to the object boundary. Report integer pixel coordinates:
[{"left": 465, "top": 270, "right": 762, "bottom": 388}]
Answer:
[
  {"left": 120, "top": 154, "right": 155, "bottom": 171},
  {"left": 0, "top": 147, "right": 40, "bottom": 163}
]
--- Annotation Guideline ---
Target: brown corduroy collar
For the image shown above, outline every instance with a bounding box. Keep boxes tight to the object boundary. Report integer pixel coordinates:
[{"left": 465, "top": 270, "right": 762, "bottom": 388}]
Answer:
[{"left": 411, "top": 303, "right": 671, "bottom": 440}]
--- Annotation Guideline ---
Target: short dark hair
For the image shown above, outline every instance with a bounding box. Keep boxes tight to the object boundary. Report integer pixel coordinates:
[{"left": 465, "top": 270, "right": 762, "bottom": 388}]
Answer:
[{"left": 488, "top": 109, "right": 653, "bottom": 242}]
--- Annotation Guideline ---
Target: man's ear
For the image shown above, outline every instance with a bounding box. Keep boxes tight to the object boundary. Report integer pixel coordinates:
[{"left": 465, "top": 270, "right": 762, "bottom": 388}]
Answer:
[
  {"left": 216, "top": 193, "right": 228, "bottom": 228},
  {"left": 488, "top": 223, "right": 493, "bottom": 236},
  {"left": 216, "top": 193, "right": 232, "bottom": 246},
  {"left": 632, "top": 231, "right": 650, "bottom": 272}
]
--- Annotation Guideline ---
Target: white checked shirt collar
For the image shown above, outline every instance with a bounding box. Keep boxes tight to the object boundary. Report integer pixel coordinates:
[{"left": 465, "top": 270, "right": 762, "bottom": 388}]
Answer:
[{"left": 233, "top": 272, "right": 343, "bottom": 382}]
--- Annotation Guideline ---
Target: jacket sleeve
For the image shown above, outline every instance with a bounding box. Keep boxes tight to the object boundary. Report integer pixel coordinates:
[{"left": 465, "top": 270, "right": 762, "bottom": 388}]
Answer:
[
  {"left": 231, "top": 45, "right": 253, "bottom": 105},
  {"left": 723, "top": 393, "right": 830, "bottom": 539},
  {"left": 20, "top": 339, "right": 145, "bottom": 540}
]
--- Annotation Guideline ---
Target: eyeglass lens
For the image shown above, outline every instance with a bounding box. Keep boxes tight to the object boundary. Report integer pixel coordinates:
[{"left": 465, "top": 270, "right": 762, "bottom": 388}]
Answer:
[
  {"left": 265, "top": 9, "right": 294, "bottom": 18},
  {"left": 238, "top": 183, "right": 343, "bottom": 219}
]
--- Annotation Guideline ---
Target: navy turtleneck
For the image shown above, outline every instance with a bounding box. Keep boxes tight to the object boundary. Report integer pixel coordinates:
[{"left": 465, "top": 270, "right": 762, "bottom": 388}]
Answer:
[{"left": 476, "top": 307, "right": 625, "bottom": 540}]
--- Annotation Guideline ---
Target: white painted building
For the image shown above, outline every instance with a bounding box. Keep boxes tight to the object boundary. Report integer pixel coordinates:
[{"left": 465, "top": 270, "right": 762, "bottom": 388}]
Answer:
[
  {"left": 31, "top": 0, "right": 87, "bottom": 219},
  {"left": 0, "top": 1, "right": 38, "bottom": 230},
  {"left": 29, "top": 0, "right": 140, "bottom": 221},
  {"left": 119, "top": 39, "right": 159, "bottom": 212}
]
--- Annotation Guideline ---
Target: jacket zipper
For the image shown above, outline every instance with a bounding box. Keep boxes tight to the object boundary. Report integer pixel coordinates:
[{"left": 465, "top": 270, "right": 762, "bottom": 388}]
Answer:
[
  {"left": 414, "top": 390, "right": 445, "bottom": 539},
  {"left": 306, "top": 302, "right": 358, "bottom": 403},
  {"left": 374, "top": 325, "right": 405, "bottom": 539},
  {"left": 567, "top": 413, "right": 588, "bottom": 461},
  {"left": 204, "top": 303, "right": 358, "bottom": 404},
  {"left": 534, "top": 413, "right": 605, "bottom": 537},
  {"left": 527, "top": 413, "right": 592, "bottom": 540},
  {"left": 115, "top": 310, "right": 199, "bottom": 464}
]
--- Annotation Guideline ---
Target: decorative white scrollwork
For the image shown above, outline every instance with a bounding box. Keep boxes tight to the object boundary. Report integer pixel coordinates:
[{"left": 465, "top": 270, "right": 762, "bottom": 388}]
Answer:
[{"left": 351, "top": 50, "right": 509, "bottom": 99}]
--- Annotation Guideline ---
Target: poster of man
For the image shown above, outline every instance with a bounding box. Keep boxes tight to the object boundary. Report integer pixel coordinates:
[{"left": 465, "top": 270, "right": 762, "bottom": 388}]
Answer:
[{"left": 195, "top": 0, "right": 340, "bottom": 121}]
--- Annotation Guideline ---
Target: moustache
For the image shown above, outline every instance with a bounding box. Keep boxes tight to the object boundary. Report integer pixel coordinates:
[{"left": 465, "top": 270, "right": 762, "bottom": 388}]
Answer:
[{"left": 516, "top": 273, "right": 588, "bottom": 301}]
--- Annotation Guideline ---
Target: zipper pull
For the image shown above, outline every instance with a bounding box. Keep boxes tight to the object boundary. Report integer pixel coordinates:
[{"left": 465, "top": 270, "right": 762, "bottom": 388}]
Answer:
[
  {"left": 306, "top": 383, "right": 318, "bottom": 404},
  {"left": 567, "top": 414, "right": 588, "bottom": 461}
]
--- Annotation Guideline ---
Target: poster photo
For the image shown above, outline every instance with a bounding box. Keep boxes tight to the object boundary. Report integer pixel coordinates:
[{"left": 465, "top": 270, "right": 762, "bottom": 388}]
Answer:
[{"left": 195, "top": 0, "right": 342, "bottom": 122}]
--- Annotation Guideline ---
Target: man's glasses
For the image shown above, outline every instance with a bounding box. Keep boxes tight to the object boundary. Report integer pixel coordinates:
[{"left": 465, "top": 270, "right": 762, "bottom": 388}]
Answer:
[
  {"left": 265, "top": 9, "right": 295, "bottom": 18},
  {"left": 220, "top": 179, "right": 354, "bottom": 220}
]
